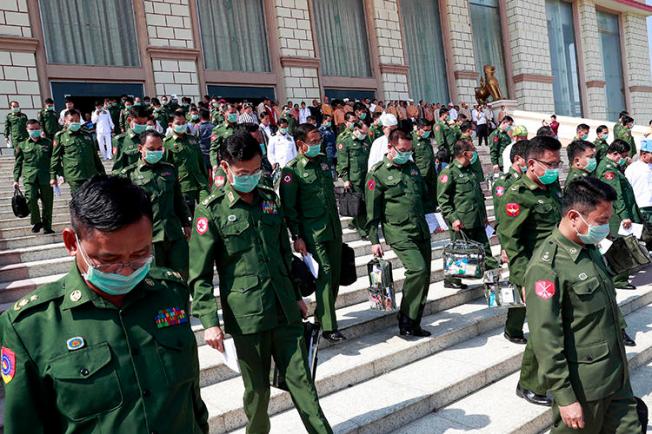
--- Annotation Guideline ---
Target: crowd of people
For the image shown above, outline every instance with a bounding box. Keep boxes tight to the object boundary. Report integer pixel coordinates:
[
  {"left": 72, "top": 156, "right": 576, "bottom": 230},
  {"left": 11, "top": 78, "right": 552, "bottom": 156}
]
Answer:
[{"left": 1, "top": 92, "right": 652, "bottom": 433}]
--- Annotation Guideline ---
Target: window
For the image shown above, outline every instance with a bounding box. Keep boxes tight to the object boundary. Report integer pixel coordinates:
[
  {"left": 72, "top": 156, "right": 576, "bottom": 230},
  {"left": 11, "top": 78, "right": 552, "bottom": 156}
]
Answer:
[
  {"left": 400, "top": 0, "right": 449, "bottom": 102},
  {"left": 197, "top": 0, "right": 271, "bottom": 72},
  {"left": 312, "top": 0, "right": 372, "bottom": 77},
  {"left": 546, "top": 0, "right": 582, "bottom": 117},
  {"left": 39, "top": 0, "right": 140, "bottom": 66},
  {"left": 597, "top": 11, "right": 626, "bottom": 121},
  {"left": 469, "top": 0, "right": 508, "bottom": 96}
]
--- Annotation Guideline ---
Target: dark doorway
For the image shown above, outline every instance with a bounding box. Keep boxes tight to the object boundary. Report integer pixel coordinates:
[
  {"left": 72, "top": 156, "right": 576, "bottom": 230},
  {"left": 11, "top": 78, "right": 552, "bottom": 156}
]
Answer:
[
  {"left": 51, "top": 81, "right": 144, "bottom": 121},
  {"left": 324, "top": 89, "right": 376, "bottom": 101},
  {"left": 207, "top": 85, "right": 276, "bottom": 106}
]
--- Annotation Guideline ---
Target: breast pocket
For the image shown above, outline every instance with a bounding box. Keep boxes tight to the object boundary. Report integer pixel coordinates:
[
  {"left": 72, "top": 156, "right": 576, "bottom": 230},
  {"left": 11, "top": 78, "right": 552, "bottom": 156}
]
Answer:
[
  {"left": 220, "top": 219, "right": 252, "bottom": 254},
  {"left": 154, "top": 325, "right": 198, "bottom": 387},
  {"left": 226, "top": 275, "right": 264, "bottom": 318},
  {"left": 48, "top": 343, "right": 123, "bottom": 421},
  {"left": 570, "top": 277, "right": 606, "bottom": 314}
]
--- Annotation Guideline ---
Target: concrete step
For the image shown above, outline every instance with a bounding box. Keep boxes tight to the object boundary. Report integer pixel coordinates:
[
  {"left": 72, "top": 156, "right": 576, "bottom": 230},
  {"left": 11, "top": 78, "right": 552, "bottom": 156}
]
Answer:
[
  {"left": 0, "top": 221, "right": 67, "bottom": 240},
  {"left": 0, "top": 241, "right": 65, "bottom": 265},
  {"left": 0, "top": 231, "right": 62, "bottom": 250},
  {"left": 0, "top": 204, "right": 69, "bottom": 221},
  {"left": 0, "top": 212, "right": 70, "bottom": 229}
]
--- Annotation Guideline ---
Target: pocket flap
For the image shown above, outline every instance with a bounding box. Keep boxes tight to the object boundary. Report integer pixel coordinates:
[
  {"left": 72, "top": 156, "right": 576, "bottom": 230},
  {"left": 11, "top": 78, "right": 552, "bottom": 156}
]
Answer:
[
  {"left": 567, "top": 341, "right": 609, "bottom": 364},
  {"left": 231, "top": 275, "right": 260, "bottom": 293},
  {"left": 50, "top": 343, "right": 112, "bottom": 380},
  {"left": 221, "top": 219, "right": 250, "bottom": 236},
  {"left": 571, "top": 276, "right": 600, "bottom": 295}
]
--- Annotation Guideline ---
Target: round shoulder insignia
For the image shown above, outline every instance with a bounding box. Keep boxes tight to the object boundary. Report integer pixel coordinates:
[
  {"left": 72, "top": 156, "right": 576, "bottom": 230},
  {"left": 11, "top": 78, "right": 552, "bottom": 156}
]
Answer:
[
  {"left": 367, "top": 178, "right": 376, "bottom": 191},
  {"left": 196, "top": 217, "right": 209, "bottom": 235},
  {"left": 70, "top": 290, "right": 82, "bottom": 302},
  {"left": 535, "top": 279, "right": 555, "bottom": 300},
  {"left": 215, "top": 175, "right": 225, "bottom": 188},
  {"left": 227, "top": 214, "right": 237, "bottom": 222},
  {"left": 505, "top": 202, "right": 521, "bottom": 217},
  {"left": 604, "top": 171, "right": 615, "bottom": 180},
  {"left": 439, "top": 174, "right": 448, "bottom": 184},
  {"left": 495, "top": 186, "right": 505, "bottom": 197},
  {"left": 337, "top": 143, "right": 344, "bottom": 150},
  {"left": 282, "top": 173, "right": 293, "bottom": 184}
]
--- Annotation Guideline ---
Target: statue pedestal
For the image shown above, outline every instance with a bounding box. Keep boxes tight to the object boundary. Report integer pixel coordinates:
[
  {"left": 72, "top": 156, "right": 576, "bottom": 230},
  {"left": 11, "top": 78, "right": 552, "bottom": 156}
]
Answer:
[{"left": 488, "top": 99, "right": 518, "bottom": 119}]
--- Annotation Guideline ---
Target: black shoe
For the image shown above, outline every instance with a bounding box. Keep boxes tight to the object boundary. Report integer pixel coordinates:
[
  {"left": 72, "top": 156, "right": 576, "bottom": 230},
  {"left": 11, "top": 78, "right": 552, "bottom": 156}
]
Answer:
[
  {"left": 322, "top": 331, "right": 346, "bottom": 343},
  {"left": 31, "top": 223, "right": 42, "bottom": 233},
  {"left": 516, "top": 383, "right": 552, "bottom": 407},
  {"left": 399, "top": 326, "right": 432, "bottom": 337},
  {"left": 444, "top": 281, "right": 468, "bottom": 290},
  {"left": 623, "top": 330, "right": 636, "bottom": 347},
  {"left": 616, "top": 283, "right": 637, "bottom": 290},
  {"left": 42, "top": 228, "right": 55, "bottom": 235},
  {"left": 504, "top": 332, "right": 527, "bottom": 345}
]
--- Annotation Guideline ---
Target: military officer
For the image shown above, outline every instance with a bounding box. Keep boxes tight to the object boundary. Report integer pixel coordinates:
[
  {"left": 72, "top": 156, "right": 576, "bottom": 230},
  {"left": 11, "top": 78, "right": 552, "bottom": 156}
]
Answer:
[
  {"left": 335, "top": 112, "right": 358, "bottom": 149},
  {"left": 151, "top": 97, "right": 169, "bottom": 129},
  {"left": 13, "top": 119, "right": 54, "bottom": 234},
  {"left": 433, "top": 107, "right": 450, "bottom": 153},
  {"left": 498, "top": 135, "right": 563, "bottom": 406},
  {"left": 564, "top": 140, "right": 597, "bottom": 190},
  {"left": 50, "top": 109, "right": 106, "bottom": 195},
  {"left": 574, "top": 123, "right": 590, "bottom": 141},
  {"left": 188, "top": 132, "right": 333, "bottom": 434},
  {"left": 593, "top": 125, "right": 609, "bottom": 163},
  {"left": 366, "top": 130, "right": 432, "bottom": 337},
  {"left": 4, "top": 100, "right": 28, "bottom": 149},
  {"left": 165, "top": 111, "right": 209, "bottom": 216},
  {"left": 120, "top": 131, "right": 192, "bottom": 279},
  {"left": 489, "top": 115, "right": 513, "bottom": 173},
  {"left": 411, "top": 119, "right": 438, "bottom": 213},
  {"left": 492, "top": 139, "right": 529, "bottom": 230},
  {"left": 209, "top": 98, "right": 224, "bottom": 125},
  {"left": 437, "top": 140, "right": 500, "bottom": 289},
  {"left": 281, "top": 123, "right": 345, "bottom": 343},
  {"left": 459, "top": 121, "right": 484, "bottom": 181},
  {"left": 614, "top": 114, "right": 637, "bottom": 158},
  {"left": 337, "top": 122, "right": 371, "bottom": 238},
  {"left": 209, "top": 104, "right": 238, "bottom": 170},
  {"left": 38, "top": 98, "right": 61, "bottom": 140},
  {"left": 369, "top": 112, "right": 383, "bottom": 140},
  {"left": 0, "top": 175, "right": 209, "bottom": 434},
  {"left": 118, "top": 97, "right": 134, "bottom": 134},
  {"left": 107, "top": 97, "right": 121, "bottom": 131},
  {"left": 526, "top": 177, "right": 642, "bottom": 433},
  {"left": 112, "top": 106, "right": 149, "bottom": 173}
]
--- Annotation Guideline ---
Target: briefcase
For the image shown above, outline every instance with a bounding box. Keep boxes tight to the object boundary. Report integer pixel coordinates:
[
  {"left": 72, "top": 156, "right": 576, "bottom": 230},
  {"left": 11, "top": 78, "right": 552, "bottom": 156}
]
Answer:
[
  {"left": 339, "top": 243, "right": 357, "bottom": 286},
  {"left": 641, "top": 221, "right": 652, "bottom": 249},
  {"left": 336, "top": 190, "right": 363, "bottom": 217},
  {"left": 11, "top": 186, "right": 29, "bottom": 218},
  {"left": 271, "top": 321, "right": 321, "bottom": 390},
  {"left": 367, "top": 258, "right": 397, "bottom": 311},
  {"left": 290, "top": 255, "right": 316, "bottom": 297},
  {"left": 483, "top": 268, "right": 524, "bottom": 307},
  {"left": 443, "top": 233, "right": 485, "bottom": 279},
  {"left": 604, "top": 235, "right": 651, "bottom": 275}
]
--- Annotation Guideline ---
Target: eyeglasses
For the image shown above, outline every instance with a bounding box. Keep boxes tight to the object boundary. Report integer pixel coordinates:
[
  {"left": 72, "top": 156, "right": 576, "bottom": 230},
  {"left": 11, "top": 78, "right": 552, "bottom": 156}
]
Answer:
[
  {"left": 534, "top": 159, "right": 563, "bottom": 169},
  {"left": 76, "top": 235, "right": 153, "bottom": 274}
]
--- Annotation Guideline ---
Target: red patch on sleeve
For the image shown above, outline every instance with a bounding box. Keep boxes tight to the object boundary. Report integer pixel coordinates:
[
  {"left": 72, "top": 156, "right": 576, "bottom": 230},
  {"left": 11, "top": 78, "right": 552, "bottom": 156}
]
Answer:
[
  {"left": 367, "top": 179, "right": 376, "bottom": 191},
  {"left": 535, "top": 280, "right": 555, "bottom": 300},
  {"left": 495, "top": 186, "right": 505, "bottom": 197},
  {"left": 505, "top": 203, "right": 521, "bottom": 217},
  {"left": 1, "top": 347, "right": 16, "bottom": 384},
  {"left": 604, "top": 171, "right": 615, "bottom": 180},
  {"left": 195, "top": 217, "right": 209, "bottom": 235},
  {"left": 282, "top": 173, "right": 293, "bottom": 184},
  {"left": 493, "top": 135, "right": 499, "bottom": 143},
  {"left": 112, "top": 147, "right": 117, "bottom": 155},
  {"left": 215, "top": 175, "right": 225, "bottom": 188},
  {"left": 439, "top": 174, "right": 448, "bottom": 183},
  {"left": 337, "top": 143, "right": 344, "bottom": 150}
]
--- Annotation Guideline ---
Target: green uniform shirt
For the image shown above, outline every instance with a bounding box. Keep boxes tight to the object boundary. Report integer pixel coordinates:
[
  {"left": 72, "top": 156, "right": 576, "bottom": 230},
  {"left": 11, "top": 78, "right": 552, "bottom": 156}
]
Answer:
[
  {"left": 525, "top": 229, "right": 629, "bottom": 405},
  {"left": 596, "top": 158, "right": 642, "bottom": 235},
  {"left": 152, "top": 107, "right": 169, "bottom": 127},
  {"left": 107, "top": 104, "right": 121, "bottom": 129},
  {"left": 369, "top": 123, "right": 383, "bottom": 141},
  {"left": 210, "top": 109, "right": 223, "bottom": 126},
  {"left": 14, "top": 137, "right": 52, "bottom": 185},
  {"left": 336, "top": 134, "right": 371, "bottom": 187},
  {"left": 496, "top": 175, "right": 562, "bottom": 287},
  {"left": 614, "top": 124, "right": 636, "bottom": 157},
  {"left": 460, "top": 132, "right": 485, "bottom": 182},
  {"left": 37, "top": 108, "right": 61, "bottom": 139},
  {"left": 164, "top": 133, "right": 209, "bottom": 194},
  {"left": 411, "top": 132, "right": 436, "bottom": 180},
  {"left": 491, "top": 167, "right": 521, "bottom": 225},
  {"left": 564, "top": 167, "right": 590, "bottom": 191},
  {"left": 0, "top": 265, "right": 209, "bottom": 434},
  {"left": 437, "top": 161, "right": 487, "bottom": 229},
  {"left": 433, "top": 120, "right": 449, "bottom": 150},
  {"left": 119, "top": 108, "right": 131, "bottom": 133},
  {"left": 280, "top": 154, "right": 342, "bottom": 244},
  {"left": 50, "top": 129, "right": 105, "bottom": 183},
  {"left": 4, "top": 111, "right": 28, "bottom": 143},
  {"left": 489, "top": 129, "right": 511, "bottom": 166},
  {"left": 121, "top": 160, "right": 191, "bottom": 242},
  {"left": 365, "top": 157, "right": 430, "bottom": 245},
  {"left": 593, "top": 137, "right": 609, "bottom": 163},
  {"left": 112, "top": 130, "right": 142, "bottom": 173},
  {"left": 445, "top": 124, "right": 461, "bottom": 152},
  {"left": 187, "top": 183, "right": 302, "bottom": 334},
  {"left": 335, "top": 128, "right": 353, "bottom": 149},
  {"left": 209, "top": 123, "right": 236, "bottom": 167}
]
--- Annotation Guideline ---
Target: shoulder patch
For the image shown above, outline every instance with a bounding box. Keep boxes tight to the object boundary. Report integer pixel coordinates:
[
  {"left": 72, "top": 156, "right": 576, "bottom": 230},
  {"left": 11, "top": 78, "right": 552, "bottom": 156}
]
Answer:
[
  {"left": 505, "top": 202, "right": 521, "bottom": 217},
  {"left": 367, "top": 178, "right": 376, "bottom": 191},
  {"left": 495, "top": 186, "right": 505, "bottom": 197},
  {"left": 604, "top": 171, "right": 615, "bottom": 180},
  {"left": 534, "top": 279, "right": 555, "bottom": 300},
  {"left": 282, "top": 172, "right": 293, "bottom": 184},
  {"left": 439, "top": 174, "right": 448, "bottom": 184},
  {"left": 214, "top": 175, "right": 225, "bottom": 188},
  {"left": 2, "top": 347, "right": 16, "bottom": 384}
]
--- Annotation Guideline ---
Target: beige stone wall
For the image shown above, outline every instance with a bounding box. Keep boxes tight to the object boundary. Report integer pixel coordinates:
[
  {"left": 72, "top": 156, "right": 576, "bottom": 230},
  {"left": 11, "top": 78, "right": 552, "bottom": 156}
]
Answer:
[
  {"left": 144, "top": 0, "right": 194, "bottom": 48},
  {"left": 622, "top": 12, "right": 652, "bottom": 122},
  {"left": 371, "top": 0, "right": 409, "bottom": 100},
  {"left": 152, "top": 59, "right": 200, "bottom": 102},
  {"left": 577, "top": 0, "right": 607, "bottom": 120},
  {"left": 0, "top": 0, "right": 31, "bottom": 38}
]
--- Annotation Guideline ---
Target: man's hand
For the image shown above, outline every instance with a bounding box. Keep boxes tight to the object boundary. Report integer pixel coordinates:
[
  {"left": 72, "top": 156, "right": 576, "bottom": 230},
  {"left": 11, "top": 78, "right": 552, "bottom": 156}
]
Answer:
[
  {"left": 371, "top": 244, "right": 384, "bottom": 258},
  {"left": 297, "top": 299, "right": 308, "bottom": 319},
  {"left": 452, "top": 219, "right": 463, "bottom": 232},
  {"left": 204, "top": 326, "right": 225, "bottom": 352},
  {"left": 559, "top": 402, "right": 584, "bottom": 430},
  {"left": 12, "top": 181, "right": 18, "bottom": 189},
  {"left": 50, "top": 179, "right": 58, "bottom": 187},
  {"left": 183, "top": 226, "right": 191, "bottom": 240},
  {"left": 492, "top": 164, "right": 500, "bottom": 173},
  {"left": 622, "top": 219, "right": 632, "bottom": 230},
  {"left": 343, "top": 181, "right": 352, "bottom": 191},
  {"left": 293, "top": 237, "right": 307, "bottom": 256}
]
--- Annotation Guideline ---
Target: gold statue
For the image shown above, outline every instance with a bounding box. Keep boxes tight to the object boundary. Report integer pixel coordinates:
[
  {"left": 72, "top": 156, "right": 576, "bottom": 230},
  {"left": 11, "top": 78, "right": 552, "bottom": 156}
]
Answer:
[{"left": 474, "top": 64, "right": 504, "bottom": 104}]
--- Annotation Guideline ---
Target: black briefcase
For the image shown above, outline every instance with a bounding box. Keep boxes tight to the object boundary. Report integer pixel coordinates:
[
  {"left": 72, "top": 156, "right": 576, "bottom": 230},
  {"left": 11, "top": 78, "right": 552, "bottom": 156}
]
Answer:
[
  {"left": 290, "top": 255, "right": 316, "bottom": 297},
  {"left": 340, "top": 243, "right": 357, "bottom": 286},
  {"left": 271, "top": 321, "right": 321, "bottom": 390},
  {"left": 635, "top": 397, "right": 648, "bottom": 434},
  {"left": 604, "top": 235, "right": 651, "bottom": 275},
  {"left": 336, "top": 189, "right": 363, "bottom": 217},
  {"left": 11, "top": 186, "right": 29, "bottom": 218}
]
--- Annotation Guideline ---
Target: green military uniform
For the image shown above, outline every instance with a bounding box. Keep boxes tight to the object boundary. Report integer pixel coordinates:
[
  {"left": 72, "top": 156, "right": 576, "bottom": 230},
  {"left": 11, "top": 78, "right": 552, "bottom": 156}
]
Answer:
[
  {"left": 563, "top": 167, "right": 590, "bottom": 191},
  {"left": 614, "top": 123, "right": 637, "bottom": 157},
  {"left": 209, "top": 123, "right": 236, "bottom": 168},
  {"left": 369, "top": 123, "right": 383, "bottom": 141},
  {"left": 164, "top": 133, "right": 209, "bottom": 215},
  {"left": 107, "top": 103, "right": 121, "bottom": 130},
  {"left": 4, "top": 110, "right": 28, "bottom": 147},
  {"left": 491, "top": 167, "right": 521, "bottom": 229},
  {"left": 336, "top": 133, "right": 371, "bottom": 236},
  {"left": 121, "top": 160, "right": 192, "bottom": 279},
  {"left": 497, "top": 174, "right": 561, "bottom": 394},
  {"left": 366, "top": 157, "right": 432, "bottom": 324},
  {"left": 461, "top": 132, "right": 485, "bottom": 182},
  {"left": 118, "top": 107, "right": 131, "bottom": 133},
  {"left": 13, "top": 137, "right": 54, "bottom": 231},
  {"left": 433, "top": 120, "right": 449, "bottom": 153},
  {"left": 489, "top": 129, "right": 511, "bottom": 170},
  {"left": 525, "top": 229, "right": 641, "bottom": 433},
  {"left": 153, "top": 107, "right": 169, "bottom": 129},
  {"left": 445, "top": 124, "right": 461, "bottom": 154},
  {"left": 50, "top": 129, "right": 106, "bottom": 194},
  {"left": 38, "top": 107, "right": 61, "bottom": 140},
  {"left": 437, "top": 161, "right": 499, "bottom": 287},
  {"left": 210, "top": 108, "right": 223, "bottom": 126},
  {"left": 286, "top": 116, "right": 298, "bottom": 136},
  {"left": 281, "top": 154, "right": 343, "bottom": 332},
  {"left": 0, "top": 264, "right": 208, "bottom": 434},
  {"left": 593, "top": 137, "right": 609, "bottom": 163},
  {"left": 188, "top": 183, "right": 332, "bottom": 434},
  {"left": 111, "top": 129, "right": 142, "bottom": 173},
  {"left": 335, "top": 127, "right": 353, "bottom": 151},
  {"left": 411, "top": 131, "right": 438, "bottom": 213}
]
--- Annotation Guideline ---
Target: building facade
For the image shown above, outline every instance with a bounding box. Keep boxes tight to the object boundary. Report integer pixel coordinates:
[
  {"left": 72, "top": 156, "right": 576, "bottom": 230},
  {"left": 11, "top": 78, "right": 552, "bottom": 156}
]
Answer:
[{"left": 1, "top": 0, "right": 652, "bottom": 141}]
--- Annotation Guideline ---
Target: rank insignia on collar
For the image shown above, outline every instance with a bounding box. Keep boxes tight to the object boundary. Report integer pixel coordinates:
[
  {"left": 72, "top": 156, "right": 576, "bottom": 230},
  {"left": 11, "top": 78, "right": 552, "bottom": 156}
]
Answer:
[
  {"left": 155, "top": 307, "right": 188, "bottom": 328},
  {"left": 1, "top": 347, "right": 15, "bottom": 384},
  {"left": 579, "top": 273, "right": 588, "bottom": 280},
  {"left": 261, "top": 200, "right": 278, "bottom": 215},
  {"left": 66, "top": 337, "right": 85, "bottom": 351},
  {"left": 410, "top": 169, "right": 419, "bottom": 176}
]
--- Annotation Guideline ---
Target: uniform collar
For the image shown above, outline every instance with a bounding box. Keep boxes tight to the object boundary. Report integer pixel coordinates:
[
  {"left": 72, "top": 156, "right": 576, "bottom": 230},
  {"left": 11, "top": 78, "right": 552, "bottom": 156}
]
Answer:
[
  {"left": 522, "top": 174, "right": 541, "bottom": 191},
  {"left": 383, "top": 156, "right": 400, "bottom": 169},
  {"left": 223, "top": 182, "right": 262, "bottom": 208},
  {"left": 127, "top": 129, "right": 139, "bottom": 140},
  {"left": 508, "top": 167, "right": 520, "bottom": 178},
  {"left": 551, "top": 228, "right": 584, "bottom": 262}
]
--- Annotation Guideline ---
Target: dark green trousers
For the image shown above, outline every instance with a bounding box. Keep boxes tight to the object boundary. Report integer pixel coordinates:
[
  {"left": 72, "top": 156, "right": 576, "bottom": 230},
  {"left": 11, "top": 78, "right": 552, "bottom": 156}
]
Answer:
[
  {"left": 351, "top": 183, "right": 367, "bottom": 238},
  {"left": 232, "top": 322, "right": 333, "bottom": 434},
  {"left": 153, "top": 237, "right": 189, "bottom": 281},
  {"left": 391, "top": 238, "right": 432, "bottom": 323},
  {"left": 445, "top": 226, "right": 499, "bottom": 285},
  {"left": 308, "top": 238, "right": 342, "bottom": 332},
  {"left": 504, "top": 305, "right": 526, "bottom": 338},
  {"left": 25, "top": 181, "right": 53, "bottom": 230},
  {"left": 519, "top": 332, "right": 546, "bottom": 395}
]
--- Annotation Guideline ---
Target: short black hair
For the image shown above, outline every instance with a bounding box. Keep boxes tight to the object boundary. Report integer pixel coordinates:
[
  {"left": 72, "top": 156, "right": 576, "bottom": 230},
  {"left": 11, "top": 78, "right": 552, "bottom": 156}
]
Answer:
[
  {"left": 389, "top": 129, "right": 411, "bottom": 145},
  {"left": 576, "top": 123, "right": 590, "bottom": 132},
  {"left": 460, "top": 121, "right": 473, "bottom": 133},
  {"left": 510, "top": 140, "right": 529, "bottom": 163},
  {"left": 65, "top": 109, "right": 81, "bottom": 118},
  {"left": 526, "top": 135, "right": 562, "bottom": 160},
  {"left": 70, "top": 175, "right": 153, "bottom": 238},
  {"left": 278, "top": 118, "right": 289, "bottom": 127},
  {"left": 607, "top": 139, "right": 630, "bottom": 154},
  {"left": 220, "top": 131, "right": 262, "bottom": 164},
  {"left": 596, "top": 125, "right": 608, "bottom": 134},
  {"left": 561, "top": 176, "right": 617, "bottom": 215},
  {"left": 26, "top": 118, "right": 40, "bottom": 127},
  {"left": 294, "top": 123, "right": 317, "bottom": 143},
  {"left": 140, "top": 130, "right": 164, "bottom": 145},
  {"left": 621, "top": 115, "right": 633, "bottom": 125},
  {"left": 344, "top": 112, "right": 357, "bottom": 122},
  {"left": 536, "top": 126, "right": 555, "bottom": 137},
  {"left": 417, "top": 118, "right": 433, "bottom": 128},
  {"left": 502, "top": 115, "right": 514, "bottom": 124},
  {"left": 95, "top": 100, "right": 103, "bottom": 107},
  {"left": 567, "top": 139, "right": 595, "bottom": 161},
  {"left": 200, "top": 108, "right": 210, "bottom": 120},
  {"left": 453, "top": 140, "right": 474, "bottom": 157},
  {"left": 131, "top": 106, "right": 150, "bottom": 119},
  {"left": 45, "top": 98, "right": 54, "bottom": 104},
  {"left": 124, "top": 97, "right": 134, "bottom": 104},
  {"left": 172, "top": 109, "right": 186, "bottom": 120},
  {"left": 439, "top": 107, "right": 449, "bottom": 116},
  {"left": 236, "top": 123, "right": 260, "bottom": 134}
]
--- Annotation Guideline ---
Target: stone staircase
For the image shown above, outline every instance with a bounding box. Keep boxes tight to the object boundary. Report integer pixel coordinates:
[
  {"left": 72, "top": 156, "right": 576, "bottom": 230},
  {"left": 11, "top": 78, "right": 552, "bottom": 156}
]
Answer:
[{"left": 0, "top": 146, "right": 651, "bottom": 434}]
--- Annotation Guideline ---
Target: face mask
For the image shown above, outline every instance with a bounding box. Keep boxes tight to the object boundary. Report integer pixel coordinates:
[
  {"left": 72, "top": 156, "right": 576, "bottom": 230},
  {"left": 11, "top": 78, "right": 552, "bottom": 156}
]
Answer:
[
  {"left": 230, "top": 168, "right": 262, "bottom": 193},
  {"left": 323, "top": 122, "right": 331, "bottom": 128},
  {"left": 68, "top": 122, "right": 81, "bottom": 132},
  {"left": 174, "top": 124, "right": 187, "bottom": 134},
  {"left": 584, "top": 157, "right": 597, "bottom": 173},
  {"left": 11, "top": 107, "right": 20, "bottom": 113},
  {"left": 469, "top": 151, "right": 479, "bottom": 165},
  {"left": 538, "top": 168, "right": 559, "bottom": 185},
  {"left": 146, "top": 125, "right": 156, "bottom": 131},
  {"left": 191, "top": 114, "right": 200, "bottom": 121},
  {"left": 304, "top": 143, "right": 322, "bottom": 158},
  {"left": 359, "top": 113, "right": 367, "bottom": 120},
  {"left": 421, "top": 130, "right": 431, "bottom": 139},
  {"left": 618, "top": 157, "right": 627, "bottom": 167},
  {"left": 392, "top": 149, "right": 412, "bottom": 165},
  {"left": 520, "top": 165, "right": 528, "bottom": 174},
  {"left": 259, "top": 143, "right": 266, "bottom": 155},
  {"left": 162, "top": 100, "right": 168, "bottom": 105},
  {"left": 124, "top": 105, "right": 133, "bottom": 111},
  {"left": 28, "top": 130, "right": 41, "bottom": 139},
  {"left": 227, "top": 113, "right": 238, "bottom": 123},
  {"left": 602, "top": 134, "right": 608, "bottom": 141},
  {"left": 580, "top": 133, "right": 588, "bottom": 141},
  {"left": 279, "top": 128, "right": 288, "bottom": 135},
  {"left": 132, "top": 123, "right": 147, "bottom": 135},
  {"left": 144, "top": 150, "right": 164, "bottom": 164},
  {"left": 212, "top": 102, "right": 219, "bottom": 108},
  {"left": 47, "top": 105, "right": 55, "bottom": 111},
  {"left": 574, "top": 212, "right": 610, "bottom": 245},
  {"left": 133, "top": 102, "right": 142, "bottom": 107}
]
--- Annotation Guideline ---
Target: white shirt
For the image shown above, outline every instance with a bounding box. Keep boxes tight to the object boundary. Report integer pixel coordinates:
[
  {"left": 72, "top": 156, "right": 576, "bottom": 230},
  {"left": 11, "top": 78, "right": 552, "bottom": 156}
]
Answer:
[
  {"left": 91, "top": 109, "right": 114, "bottom": 134},
  {"left": 471, "top": 109, "right": 479, "bottom": 123},
  {"left": 369, "top": 103, "right": 377, "bottom": 113},
  {"left": 299, "top": 107, "right": 311, "bottom": 124},
  {"left": 476, "top": 111, "right": 487, "bottom": 126},
  {"left": 448, "top": 108, "right": 458, "bottom": 121},
  {"left": 625, "top": 160, "right": 652, "bottom": 208},
  {"left": 502, "top": 143, "right": 514, "bottom": 173},
  {"left": 267, "top": 133, "right": 297, "bottom": 168},
  {"left": 368, "top": 135, "right": 389, "bottom": 170},
  {"left": 259, "top": 123, "right": 272, "bottom": 141}
]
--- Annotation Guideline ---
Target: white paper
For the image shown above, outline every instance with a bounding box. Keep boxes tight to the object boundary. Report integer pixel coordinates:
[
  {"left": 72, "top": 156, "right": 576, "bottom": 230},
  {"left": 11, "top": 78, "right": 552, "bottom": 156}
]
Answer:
[
  {"left": 618, "top": 222, "right": 644, "bottom": 239},
  {"left": 598, "top": 238, "right": 613, "bottom": 255},
  {"left": 500, "top": 286, "right": 515, "bottom": 304},
  {"left": 485, "top": 224, "right": 495, "bottom": 239},
  {"left": 434, "top": 213, "right": 449, "bottom": 231},
  {"left": 425, "top": 213, "right": 439, "bottom": 233},
  {"left": 303, "top": 253, "right": 319, "bottom": 279},
  {"left": 221, "top": 338, "right": 240, "bottom": 373}
]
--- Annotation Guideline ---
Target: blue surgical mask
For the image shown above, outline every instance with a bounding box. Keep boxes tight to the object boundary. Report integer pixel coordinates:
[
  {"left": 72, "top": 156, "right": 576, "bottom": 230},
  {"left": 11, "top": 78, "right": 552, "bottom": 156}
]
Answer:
[
  {"left": 581, "top": 133, "right": 589, "bottom": 141},
  {"left": 602, "top": 134, "right": 608, "bottom": 141},
  {"left": 421, "top": 130, "right": 431, "bottom": 139},
  {"left": 392, "top": 149, "right": 412, "bottom": 165},
  {"left": 584, "top": 157, "right": 597, "bottom": 173},
  {"left": 279, "top": 128, "right": 288, "bottom": 135},
  {"left": 68, "top": 122, "right": 81, "bottom": 132},
  {"left": 618, "top": 158, "right": 627, "bottom": 167},
  {"left": 11, "top": 107, "right": 20, "bottom": 113},
  {"left": 538, "top": 168, "right": 559, "bottom": 185},
  {"left": 29, "top": 130, "right": 41, "bottom": 139},
  {"left": 575, "top": 212, "right": 610, "bottom": 245},
  {"left": 304, "top": 143, "right": 321, "bottom": 158},
  {"left": 132, "top": 123, "right": 147, "bottom": 135},
  {"left": 470, "top": 151, "right": 479, "bottom": 164},
  {"left": 144, "top": 150, "right": 164, "bottom": 164},
  {"left": 227, "top": 113, "right": 238, "bottom": 123},
  {"left": 359, "top": 113, "right": 367, "bottom": 120},
  {"left": 323, "top": 122, "right": 332, "bottom": 128},
  {"left": 191, "top": 114, "right": 199, "bottom": 121},
  {"left": 520, "top": 165, "right": 528, "bottom": 174},
  {"left": 174, "top": 124, "right": 187, "bottom": 134},
  {"left": 230, "top": 168, "right": 262, "bottom": 193},
  {"left": 146, "top": 125, "right": 156, "bottom": 131},
  {"left": 259, "top": 143, "right": 266, "bottom": 155}
]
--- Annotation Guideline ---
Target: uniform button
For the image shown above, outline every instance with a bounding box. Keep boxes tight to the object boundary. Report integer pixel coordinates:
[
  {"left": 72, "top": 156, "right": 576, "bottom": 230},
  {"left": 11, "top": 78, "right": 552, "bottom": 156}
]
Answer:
[
  {"left": 80, "top": 368, "right": 90, "bottom": 376},
  {"left": 586, "top": 355, "right": 593, "bottom": 362},
  {"left": 143, "top": 389, "right": 151, "bottom": 397}
]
